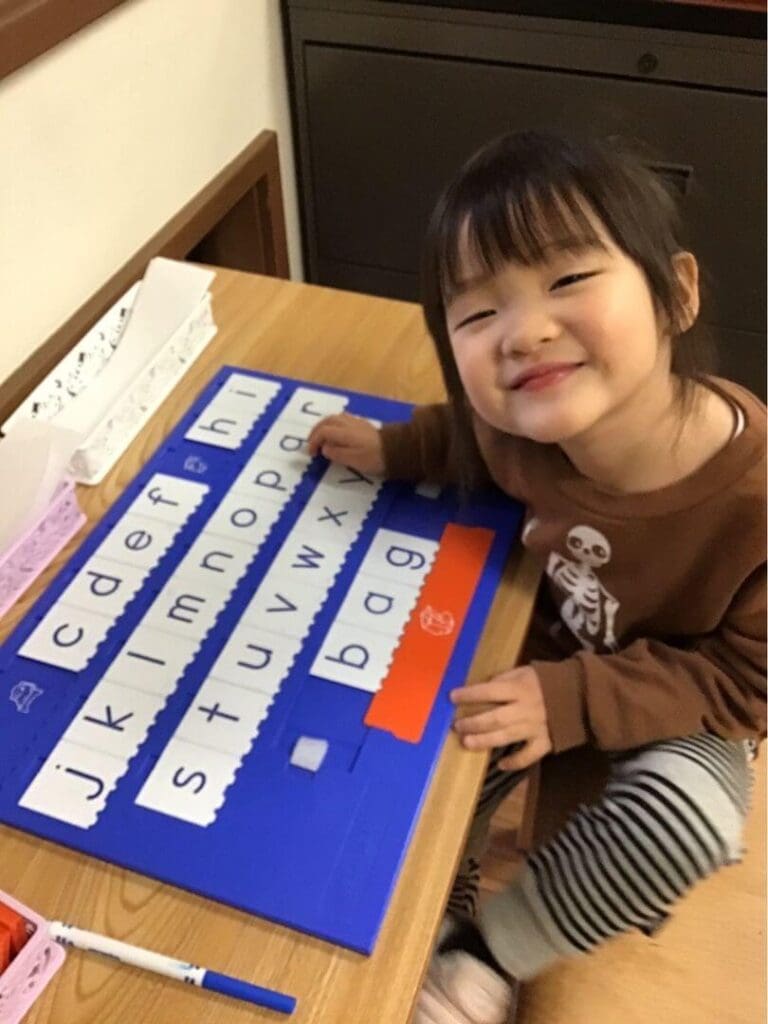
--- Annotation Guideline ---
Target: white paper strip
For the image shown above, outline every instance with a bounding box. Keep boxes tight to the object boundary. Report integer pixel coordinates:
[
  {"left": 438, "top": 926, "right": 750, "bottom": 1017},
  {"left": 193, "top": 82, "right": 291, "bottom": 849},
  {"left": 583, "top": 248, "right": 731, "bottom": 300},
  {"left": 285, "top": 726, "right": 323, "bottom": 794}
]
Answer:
[{"left": 55, "top": 259, "right": 215, "bottom": 438}]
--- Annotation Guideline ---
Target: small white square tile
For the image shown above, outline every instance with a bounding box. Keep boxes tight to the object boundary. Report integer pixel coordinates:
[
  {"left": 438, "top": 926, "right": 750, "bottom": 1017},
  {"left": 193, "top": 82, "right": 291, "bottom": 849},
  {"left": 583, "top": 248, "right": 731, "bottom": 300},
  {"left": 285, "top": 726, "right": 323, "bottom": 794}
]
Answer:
[
  {"left": 129, "top": 473, "right": 209, "bottom": 526},
  {"left": 64, "top": 678, "right": 166, "bottom": 759},
  {"left": 18, "top": 739, "right": 127, "bottom": 828},
  {"left": 415, "top": 481, "right": 442, "bottom": 499},
  {"left": 18, "top": 603, "right": 113, "bottom": 672},
  {"left": 175, "top": 676, "right": 272, "bottom": 756},
  {"left": 290, "top": 736, "right": 329, "bottom": 773},
  {"left": 107, "top": 625, "right": 198, "bottom": 697},
  {"left": 134, "top": 736, "right": 240, "bottom": 826}
]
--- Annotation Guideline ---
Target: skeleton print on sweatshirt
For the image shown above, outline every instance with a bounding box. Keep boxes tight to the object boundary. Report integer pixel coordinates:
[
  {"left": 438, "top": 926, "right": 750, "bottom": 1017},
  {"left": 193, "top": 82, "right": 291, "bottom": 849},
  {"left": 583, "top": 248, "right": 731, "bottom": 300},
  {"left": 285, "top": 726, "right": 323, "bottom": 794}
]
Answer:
[{"left": 523, "top": 517, "right": 620, "bottom": 653}]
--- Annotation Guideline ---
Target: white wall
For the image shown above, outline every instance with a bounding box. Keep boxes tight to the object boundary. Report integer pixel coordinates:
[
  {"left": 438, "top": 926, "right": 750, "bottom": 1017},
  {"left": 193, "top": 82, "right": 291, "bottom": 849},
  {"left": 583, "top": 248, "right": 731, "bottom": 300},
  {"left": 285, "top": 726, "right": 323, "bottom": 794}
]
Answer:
[{"left": 0, "top": 0, "right": 302, "bottom": 388}]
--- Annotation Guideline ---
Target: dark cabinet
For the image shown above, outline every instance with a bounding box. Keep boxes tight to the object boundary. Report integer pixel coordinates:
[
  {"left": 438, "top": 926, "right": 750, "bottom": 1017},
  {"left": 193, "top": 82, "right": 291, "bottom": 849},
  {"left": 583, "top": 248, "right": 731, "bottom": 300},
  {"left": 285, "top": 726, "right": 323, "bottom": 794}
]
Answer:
[{"left": 283, "top": 0, "right": 766, "bottom": 395}]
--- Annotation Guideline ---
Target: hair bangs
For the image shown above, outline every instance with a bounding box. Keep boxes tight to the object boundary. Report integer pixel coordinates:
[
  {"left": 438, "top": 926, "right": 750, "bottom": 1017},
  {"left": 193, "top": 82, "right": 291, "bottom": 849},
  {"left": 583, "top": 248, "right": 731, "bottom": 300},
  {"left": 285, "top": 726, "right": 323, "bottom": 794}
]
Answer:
[{"left": 439, "top": 181, "right": 606, "bottom": 303}]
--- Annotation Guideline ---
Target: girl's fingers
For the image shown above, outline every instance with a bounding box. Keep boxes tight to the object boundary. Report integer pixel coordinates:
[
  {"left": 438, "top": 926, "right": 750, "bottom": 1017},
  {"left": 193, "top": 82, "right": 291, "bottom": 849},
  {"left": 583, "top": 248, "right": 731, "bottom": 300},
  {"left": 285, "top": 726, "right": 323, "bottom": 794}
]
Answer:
[
  {"left": 320, "top": 443, "right": 361, "bottom": 462},
  {"left": 449, "top": 679, "right": 519, "bottom": 705},
  {"left": 453, "top": 706, "right": 523, "bottom": 735},
  {"left": 497, "top": 738, "right": 547, "bottom": 771},
  {"left": 308, "top": 415, "right": 359, "bottom": 451},
  {"left": 459, "top": 727, "right": 528, "bottom": 751}
]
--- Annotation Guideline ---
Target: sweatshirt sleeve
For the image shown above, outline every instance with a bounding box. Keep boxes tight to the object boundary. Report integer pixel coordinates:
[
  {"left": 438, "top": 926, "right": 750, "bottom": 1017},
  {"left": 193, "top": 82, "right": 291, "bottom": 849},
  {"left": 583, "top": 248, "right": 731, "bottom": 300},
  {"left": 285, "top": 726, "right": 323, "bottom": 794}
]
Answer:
[
  {"left": 380, "top": 403, "right": 488, "bottom": 485},
  {"left": 533, "top": 564, "right": 767, "bottom": 753}
]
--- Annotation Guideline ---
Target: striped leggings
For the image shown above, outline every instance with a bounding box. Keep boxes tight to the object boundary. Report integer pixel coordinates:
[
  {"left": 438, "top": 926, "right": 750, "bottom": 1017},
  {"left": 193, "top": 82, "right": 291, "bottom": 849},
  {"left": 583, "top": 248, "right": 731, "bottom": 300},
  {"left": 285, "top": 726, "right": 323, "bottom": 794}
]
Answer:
[{"left": 448, "top": 733, "right": 754, "bottom": 981}]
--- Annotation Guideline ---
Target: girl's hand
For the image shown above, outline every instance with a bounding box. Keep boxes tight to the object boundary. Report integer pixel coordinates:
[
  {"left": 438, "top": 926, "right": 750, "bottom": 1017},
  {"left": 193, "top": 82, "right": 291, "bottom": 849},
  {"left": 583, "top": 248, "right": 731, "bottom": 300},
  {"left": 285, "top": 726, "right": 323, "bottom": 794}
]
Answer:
[
  {"left": 450, "top": 666, "right": 552, "bottom": 771},
  {"left": 307, "top": 413, "right": 385, "bottom": 476}
]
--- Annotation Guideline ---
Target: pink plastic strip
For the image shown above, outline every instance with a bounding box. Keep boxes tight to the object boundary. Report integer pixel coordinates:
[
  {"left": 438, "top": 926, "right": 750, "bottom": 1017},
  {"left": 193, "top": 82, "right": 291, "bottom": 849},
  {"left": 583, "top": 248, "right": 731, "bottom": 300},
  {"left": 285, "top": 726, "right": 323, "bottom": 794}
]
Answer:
[
  {"left": 0, "top": 480, "right": 86, "bottom": 620},
  {"left": 0, "top": 890, "right": 65, "bottom": 1024}
]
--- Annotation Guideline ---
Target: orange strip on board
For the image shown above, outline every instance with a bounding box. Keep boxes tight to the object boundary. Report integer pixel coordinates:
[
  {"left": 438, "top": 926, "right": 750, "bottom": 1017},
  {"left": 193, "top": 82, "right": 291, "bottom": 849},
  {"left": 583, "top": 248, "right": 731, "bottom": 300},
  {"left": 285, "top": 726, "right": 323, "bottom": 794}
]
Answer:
[{"left": 364, "top": 523, "right": 494, "bottom": 743}]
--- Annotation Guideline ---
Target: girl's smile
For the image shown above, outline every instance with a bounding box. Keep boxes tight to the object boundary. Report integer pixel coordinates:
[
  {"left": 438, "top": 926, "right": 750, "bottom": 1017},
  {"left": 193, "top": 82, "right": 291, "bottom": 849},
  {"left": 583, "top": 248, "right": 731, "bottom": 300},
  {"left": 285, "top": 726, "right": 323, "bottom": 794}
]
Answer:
[{"left": 506, "top": 361, "right": 585, "bottom": 392}]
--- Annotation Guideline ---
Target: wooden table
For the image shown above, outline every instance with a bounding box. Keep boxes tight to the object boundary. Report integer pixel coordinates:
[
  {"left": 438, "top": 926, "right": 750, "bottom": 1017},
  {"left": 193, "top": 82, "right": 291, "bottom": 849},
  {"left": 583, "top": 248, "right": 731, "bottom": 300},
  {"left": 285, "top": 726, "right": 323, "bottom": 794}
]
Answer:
[{"left": 0, "top": 268, "right": 541, "bottom": 1024}]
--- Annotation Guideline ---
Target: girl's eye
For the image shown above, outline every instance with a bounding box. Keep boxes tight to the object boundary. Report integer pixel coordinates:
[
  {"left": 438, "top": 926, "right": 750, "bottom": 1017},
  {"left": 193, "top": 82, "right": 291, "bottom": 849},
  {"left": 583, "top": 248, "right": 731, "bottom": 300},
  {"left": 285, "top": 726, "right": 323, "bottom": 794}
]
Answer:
[
  {"left": 453, "top": 309, "right": 495, "bottom": 330},
  {"left": 551, "top": 271, "right": 598, "bottom": 291}
]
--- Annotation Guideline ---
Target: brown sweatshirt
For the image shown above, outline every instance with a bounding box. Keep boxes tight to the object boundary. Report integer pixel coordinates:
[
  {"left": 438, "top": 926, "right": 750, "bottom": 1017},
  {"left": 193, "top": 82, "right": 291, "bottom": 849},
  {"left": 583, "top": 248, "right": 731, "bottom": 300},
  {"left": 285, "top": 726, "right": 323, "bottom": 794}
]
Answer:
[{"left": 381, "top": 377, "right": 766, "bottom": 754}]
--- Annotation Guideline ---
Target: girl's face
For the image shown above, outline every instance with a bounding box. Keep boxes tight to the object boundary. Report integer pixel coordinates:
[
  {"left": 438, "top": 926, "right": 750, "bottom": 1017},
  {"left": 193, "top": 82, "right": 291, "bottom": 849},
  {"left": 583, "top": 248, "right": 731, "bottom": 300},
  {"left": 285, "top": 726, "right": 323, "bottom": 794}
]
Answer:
[{"left": 444, "top": 224, "right": 673, "bottom": 446}]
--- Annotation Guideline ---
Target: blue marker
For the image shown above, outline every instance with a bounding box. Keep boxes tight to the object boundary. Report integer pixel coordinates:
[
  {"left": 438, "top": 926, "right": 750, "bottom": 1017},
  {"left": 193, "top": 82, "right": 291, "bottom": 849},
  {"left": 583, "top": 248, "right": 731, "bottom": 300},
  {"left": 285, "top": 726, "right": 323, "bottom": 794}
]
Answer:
[{"left": 49, "top": 920, "right": 296, "bottom": 1015}]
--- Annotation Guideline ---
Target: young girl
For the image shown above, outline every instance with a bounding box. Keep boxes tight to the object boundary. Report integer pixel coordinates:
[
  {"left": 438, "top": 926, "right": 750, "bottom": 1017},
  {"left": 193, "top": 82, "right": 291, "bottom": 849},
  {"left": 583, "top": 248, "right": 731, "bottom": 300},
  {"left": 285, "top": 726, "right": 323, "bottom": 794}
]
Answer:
[{"left": 307, "top": 131, "right": 766, "bottom": 1024}]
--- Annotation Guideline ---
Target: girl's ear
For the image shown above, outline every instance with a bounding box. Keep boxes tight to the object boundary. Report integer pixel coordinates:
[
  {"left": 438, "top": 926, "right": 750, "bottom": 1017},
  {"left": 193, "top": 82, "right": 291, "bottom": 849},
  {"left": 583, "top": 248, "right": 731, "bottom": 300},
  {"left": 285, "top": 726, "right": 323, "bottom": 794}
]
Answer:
[{"left": 672, "top": 251, "right": 700, "bottom": 333}]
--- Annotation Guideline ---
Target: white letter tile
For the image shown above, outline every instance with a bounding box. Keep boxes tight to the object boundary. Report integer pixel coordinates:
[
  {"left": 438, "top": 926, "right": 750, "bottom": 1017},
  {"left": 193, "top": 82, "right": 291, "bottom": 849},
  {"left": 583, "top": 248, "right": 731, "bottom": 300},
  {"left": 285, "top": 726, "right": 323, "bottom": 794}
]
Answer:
[
  {"left": 310, "top": 622, "right": 397, "bottom": 692},
  {"left": 129, "top": 474, "right": 209, "bottom": 526},
  {"left": 58, "top": 556, "right": 147, "bottom": 620},
  {"left": 210, "top": 624, "right": 300, "bottom": 695},
  {"left": 175, "top": 676, "right": 272, "bottom": 756},
  {"left": 241, "top": 567, "right": 326, "bottom": 640},
  {"left": 267, "top": 531, "right": 348, "bottom": 592},
  {"left": 294, "top": 484, "right": 377, "bottom": 546},
  {"left": 175, "top": 533, "right": 255, "bottom": 594},
  {"left": 256, "top": 416, "right": 313, "bottom": 471},
  {"left": 108, "top": 625, "right": 198, "bottom": 697},
  {"left": 96, "top": 513, "right": 181, "bottom": 571},
  {"left": 203, "top": 491, "right": 283, "bottom": 549},
  {"left": 363, "top": 529, "right": 438, "bottom": 588},
  {"left": 18, "top": 604, "right": 113, "bottom": 672},
  {"left": 230, "top": 453, "right": 304, "bottom": 506},
  {"left": 281, "top": 387, "right": 347, "bottom": 423},
  {"left": 184, "top": 375, "right": 281, "bottom": 449},
  {"left": 333, "top": 573, "right": 419, "bottom": 638},
  {"left": 18, "top": 739, "right": 128, "bottom": 828},
  {"left": 322, "top": 461, "right": 383, "bottom": 494},
  {"left": 135, "top": 737, "right": 239, "bottom": 826},
  {"left": 143, "top": 578, "right": 226, "bottom": 642},
  {"left": 63, "top": 679, "right": 166, "bottom": 759}
]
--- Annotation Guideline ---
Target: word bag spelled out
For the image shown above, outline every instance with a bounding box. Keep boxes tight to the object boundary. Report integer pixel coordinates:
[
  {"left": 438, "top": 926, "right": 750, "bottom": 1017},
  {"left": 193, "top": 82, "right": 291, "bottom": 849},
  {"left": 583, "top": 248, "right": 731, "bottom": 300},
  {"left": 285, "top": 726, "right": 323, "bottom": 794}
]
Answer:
[{"left": 0, "top": 367, "right": 522, "bottom": 953}]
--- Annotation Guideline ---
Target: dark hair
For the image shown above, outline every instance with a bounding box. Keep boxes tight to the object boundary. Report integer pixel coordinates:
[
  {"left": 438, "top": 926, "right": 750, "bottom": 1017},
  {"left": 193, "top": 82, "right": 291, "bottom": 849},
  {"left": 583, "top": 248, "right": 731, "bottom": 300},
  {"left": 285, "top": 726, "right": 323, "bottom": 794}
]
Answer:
[{"left": 420, "top": 130, "right": 716, "bottom": 492}]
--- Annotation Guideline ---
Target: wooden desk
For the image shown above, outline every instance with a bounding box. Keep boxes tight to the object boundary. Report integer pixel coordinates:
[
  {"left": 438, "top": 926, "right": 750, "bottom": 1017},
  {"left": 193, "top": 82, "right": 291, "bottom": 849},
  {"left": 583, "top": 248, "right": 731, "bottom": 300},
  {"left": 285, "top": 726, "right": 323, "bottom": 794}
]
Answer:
[{"left": 0, "top": 268, "right": 541, "bottom": 1024}]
